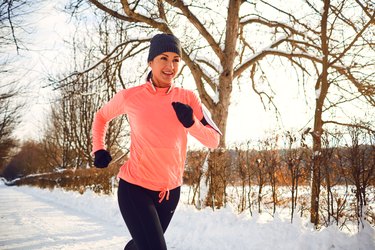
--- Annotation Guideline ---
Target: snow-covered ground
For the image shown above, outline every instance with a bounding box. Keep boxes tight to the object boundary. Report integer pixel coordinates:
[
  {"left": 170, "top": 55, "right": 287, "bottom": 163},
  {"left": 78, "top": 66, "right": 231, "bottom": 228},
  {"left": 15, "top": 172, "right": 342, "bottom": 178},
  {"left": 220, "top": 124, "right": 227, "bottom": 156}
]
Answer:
[{"left": 0, "top": 182, "right": 374, "bottom": 250}]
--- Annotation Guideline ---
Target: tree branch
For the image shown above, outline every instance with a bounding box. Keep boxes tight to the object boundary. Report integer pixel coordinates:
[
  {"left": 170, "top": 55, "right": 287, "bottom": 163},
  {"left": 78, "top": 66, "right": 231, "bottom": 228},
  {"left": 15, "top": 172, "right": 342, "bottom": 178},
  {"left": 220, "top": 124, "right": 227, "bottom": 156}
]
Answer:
[
  {"left": 329, "top": 10, "right": 375, "bottom": 67},
  {"left": 164, "top": 0, "right": 224, "bottom": 63},
  {"left": 240, "top": 16, "right": 308, "bottom": 39},
  {"left": 259, "top": 0, "right": 320, "bottom": 36},
  {"left": 88, "top": 0, "right": 134, "bottom": 22},
  {"left": 48, "top": 39, "right": 149, "bottom": 90},
  {"left": 355, "top": 0, "right": 375, "bottom": 21},
  {"left": 234, "top": 37, "right": 291, "bottom": 78},
  {"left": 120, "top": 0, "right": 170, "bottom": 31},
  {"left": 157, "top": 0, "right": 167, "bottom": 21},
  {"left": 323, "top": 120, "right": 375, "bottom": 133}
]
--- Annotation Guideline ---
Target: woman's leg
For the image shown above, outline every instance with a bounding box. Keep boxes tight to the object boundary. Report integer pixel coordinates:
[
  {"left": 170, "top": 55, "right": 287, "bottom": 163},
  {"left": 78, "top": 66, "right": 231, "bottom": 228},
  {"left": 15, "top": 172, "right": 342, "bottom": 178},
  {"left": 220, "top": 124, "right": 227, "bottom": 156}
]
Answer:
[
  {"left": 118, "top": 179, "right": 166, "bottom": 250},
  {"left": 117, "top": 179, "right": 180, "bottom": 250},
  {"left": 124, "top": 240, "right": 136, "bottom": 250},
  {"left": 122, "top": 191, "right": 180, "bottom": 250}
]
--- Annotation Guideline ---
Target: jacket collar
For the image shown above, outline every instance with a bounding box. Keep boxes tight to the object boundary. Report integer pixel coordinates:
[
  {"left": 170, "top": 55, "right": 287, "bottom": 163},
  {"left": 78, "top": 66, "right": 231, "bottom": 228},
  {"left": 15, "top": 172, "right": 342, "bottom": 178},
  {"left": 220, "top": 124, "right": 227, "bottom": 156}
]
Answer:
[{"left": 146, "top": 79, "right": 174, "bottom": 95}]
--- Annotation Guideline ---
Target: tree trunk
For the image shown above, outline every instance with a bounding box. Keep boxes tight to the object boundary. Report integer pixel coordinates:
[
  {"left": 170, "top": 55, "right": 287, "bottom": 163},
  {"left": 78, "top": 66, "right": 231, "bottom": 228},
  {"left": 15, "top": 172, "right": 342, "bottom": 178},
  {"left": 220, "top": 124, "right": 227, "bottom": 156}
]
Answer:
[
  {"left": 203, "top": 0, "right": 240, "bottom": 208},
  {"left": 310, "top": 0, "right": 330, "bottom": 226},
  {"left": 205, "top": 149, "right": 227, "bottom": 208},
  {"left": 310, "top": 106, "right": 323, "bottom": 226}
]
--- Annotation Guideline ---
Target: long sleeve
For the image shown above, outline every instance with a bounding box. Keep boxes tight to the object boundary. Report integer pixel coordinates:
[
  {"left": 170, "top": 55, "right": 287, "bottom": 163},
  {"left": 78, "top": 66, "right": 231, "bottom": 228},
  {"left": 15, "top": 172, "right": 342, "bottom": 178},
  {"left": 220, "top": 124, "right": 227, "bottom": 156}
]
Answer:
[
  {"left": 188, "top": 116, "right": 220, "bottom": 148},
  {"left": 186, "top": 92, "right": 221, "bottom": 149},
  {"left": 92, "top": 90, "right": 127, "bottom": 153}
]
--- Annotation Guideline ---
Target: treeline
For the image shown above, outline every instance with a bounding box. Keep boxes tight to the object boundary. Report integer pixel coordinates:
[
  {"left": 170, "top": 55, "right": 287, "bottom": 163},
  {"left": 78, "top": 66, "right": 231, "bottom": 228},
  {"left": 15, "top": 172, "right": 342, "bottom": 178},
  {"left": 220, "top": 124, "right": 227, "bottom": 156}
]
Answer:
[
  {"left": 184, "top": 129, "right": 374, "bottom": 229},
  {"left": 1, "top": 127, "right": 374, "bottom": 230}
]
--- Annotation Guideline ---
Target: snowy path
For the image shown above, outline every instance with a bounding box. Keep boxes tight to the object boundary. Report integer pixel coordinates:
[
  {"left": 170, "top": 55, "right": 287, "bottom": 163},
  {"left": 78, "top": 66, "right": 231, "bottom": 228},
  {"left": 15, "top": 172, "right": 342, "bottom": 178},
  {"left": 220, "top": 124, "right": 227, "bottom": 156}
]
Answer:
[
  {"left": 0, "top": 183, "right": 374, "bottom": 250},
  {"left": 0, "top": 185, "right": 127, "bottom": 250}
]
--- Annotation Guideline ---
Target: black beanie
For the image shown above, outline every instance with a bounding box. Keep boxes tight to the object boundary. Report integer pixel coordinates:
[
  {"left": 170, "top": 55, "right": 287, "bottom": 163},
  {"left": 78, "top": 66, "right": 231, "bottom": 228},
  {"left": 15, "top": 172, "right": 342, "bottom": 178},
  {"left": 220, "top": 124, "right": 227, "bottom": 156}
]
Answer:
[{"left": 147, "top": 33, "right": 182, "bottom": 62}]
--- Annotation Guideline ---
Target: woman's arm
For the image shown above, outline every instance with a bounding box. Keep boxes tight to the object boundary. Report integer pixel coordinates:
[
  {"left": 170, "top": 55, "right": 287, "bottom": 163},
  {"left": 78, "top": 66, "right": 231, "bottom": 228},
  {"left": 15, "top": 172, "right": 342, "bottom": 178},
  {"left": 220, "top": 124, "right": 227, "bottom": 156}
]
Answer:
[
  {"left": 187, "top": 92, "right": 221, "bottom": 149},
  {"left": 92, "top": 90, "right": 127, "bottom": 153},
  {"left": 187, "top": 116, "right": 221, "bottom": 149}
]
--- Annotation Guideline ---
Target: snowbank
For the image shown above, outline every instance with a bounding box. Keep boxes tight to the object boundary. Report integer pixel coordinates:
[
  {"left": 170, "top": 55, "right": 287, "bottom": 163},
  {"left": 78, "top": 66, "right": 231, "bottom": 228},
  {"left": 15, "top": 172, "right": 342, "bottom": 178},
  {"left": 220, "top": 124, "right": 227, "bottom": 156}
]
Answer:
[{"left": 1, "top": 183, "right": 374, "bottom": 249}]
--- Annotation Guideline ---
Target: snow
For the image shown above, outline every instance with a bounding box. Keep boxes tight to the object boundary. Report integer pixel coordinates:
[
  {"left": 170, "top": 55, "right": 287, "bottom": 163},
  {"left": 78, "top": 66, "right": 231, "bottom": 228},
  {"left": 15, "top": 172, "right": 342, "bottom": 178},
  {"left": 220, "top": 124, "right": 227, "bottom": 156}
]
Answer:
[{"left": 1, "top": 182, "right": 374, "bottom": 250}]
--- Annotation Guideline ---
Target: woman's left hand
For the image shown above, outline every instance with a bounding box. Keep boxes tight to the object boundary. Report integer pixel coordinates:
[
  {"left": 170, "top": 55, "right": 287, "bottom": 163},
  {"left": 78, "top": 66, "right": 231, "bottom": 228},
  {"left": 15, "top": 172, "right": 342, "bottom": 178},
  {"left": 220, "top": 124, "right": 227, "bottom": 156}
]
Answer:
[{"left": 171, "top": 102, "right": 195, "bottom": 128}]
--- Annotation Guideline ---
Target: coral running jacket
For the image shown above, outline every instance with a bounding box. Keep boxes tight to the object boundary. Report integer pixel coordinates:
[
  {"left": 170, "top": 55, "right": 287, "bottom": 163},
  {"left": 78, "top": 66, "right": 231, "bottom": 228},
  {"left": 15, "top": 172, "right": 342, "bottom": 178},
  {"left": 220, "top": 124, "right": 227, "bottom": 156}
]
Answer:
[{"left": 92, "top": 81, "right": 220, "bottom": 195}]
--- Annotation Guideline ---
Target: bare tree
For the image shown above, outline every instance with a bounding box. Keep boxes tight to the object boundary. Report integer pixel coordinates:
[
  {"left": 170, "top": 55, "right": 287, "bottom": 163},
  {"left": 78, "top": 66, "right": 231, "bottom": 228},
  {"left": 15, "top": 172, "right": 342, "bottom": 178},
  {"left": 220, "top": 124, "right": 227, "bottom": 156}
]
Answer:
[
  {"left": 262, "top": 135, "right": 281, "bottom": 216},
  {"left": 1, "top": 0, "right": 28, "bottom": 52},
  {"left": 0, "top": 86, "right": 22, "bottom": 171},
  {"left": 306, "top": 0, "right": 374, "bottom": 226},
  {"left": 254, "top": 149, "right": 266, "bottom": 214},
  {"left": 246, "top": 0, "right": 374, "bottom": 225},
  {"left": 2, "top": 140, "right": 53, "bottom": 181},
  {"left": 319, "top": 131, "right": 337, "bottom": 227},
  {"left": 235, "top": 141, "right": 257, "bottom": 215},
  {"left": 0, "top": 0, "right": 41, "bottom": 174},
  {"left": 45, "top": 12, "right": 132, "bottom": 169},
  {"left": 345, "top": 126, "right": 375, "bottom": 228},
  {"left": 41, "top": 105, "right": 64, "bottom": 170},
  {"left": 236, "top": 146, "right": 249, "bottom": 213},
  {"left": 282, "top": 131, "right": 310, "bottom": 223}
]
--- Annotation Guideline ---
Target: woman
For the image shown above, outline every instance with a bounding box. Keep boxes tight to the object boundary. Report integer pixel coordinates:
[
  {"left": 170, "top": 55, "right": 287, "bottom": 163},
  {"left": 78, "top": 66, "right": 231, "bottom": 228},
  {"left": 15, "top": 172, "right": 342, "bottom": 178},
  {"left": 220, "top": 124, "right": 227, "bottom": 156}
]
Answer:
[{"left": 92, "top": 33, "right": 221, "bottom": 250}]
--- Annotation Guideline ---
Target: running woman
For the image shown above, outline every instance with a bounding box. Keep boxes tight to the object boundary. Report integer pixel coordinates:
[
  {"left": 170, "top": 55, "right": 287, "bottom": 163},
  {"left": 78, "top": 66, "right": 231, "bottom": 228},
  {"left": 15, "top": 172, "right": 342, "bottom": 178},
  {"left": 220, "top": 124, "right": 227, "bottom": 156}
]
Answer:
[{"left": 92, "top": 33, "right": 221, "bottom": 250}]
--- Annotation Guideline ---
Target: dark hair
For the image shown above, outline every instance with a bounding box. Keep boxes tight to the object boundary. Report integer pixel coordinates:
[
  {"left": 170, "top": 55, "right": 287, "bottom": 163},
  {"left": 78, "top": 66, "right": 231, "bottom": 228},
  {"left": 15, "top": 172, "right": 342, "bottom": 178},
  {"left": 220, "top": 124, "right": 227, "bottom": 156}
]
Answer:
[{"left": 146, "top": 71, "right": 152, "bottom": 81}]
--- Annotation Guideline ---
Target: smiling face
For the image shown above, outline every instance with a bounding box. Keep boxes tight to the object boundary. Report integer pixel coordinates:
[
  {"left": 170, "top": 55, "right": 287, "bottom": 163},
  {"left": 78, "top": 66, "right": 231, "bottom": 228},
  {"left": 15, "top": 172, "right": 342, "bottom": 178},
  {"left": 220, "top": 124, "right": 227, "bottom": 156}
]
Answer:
[{"left": 148, "top": 52, "right": 181, "bottom": 88}]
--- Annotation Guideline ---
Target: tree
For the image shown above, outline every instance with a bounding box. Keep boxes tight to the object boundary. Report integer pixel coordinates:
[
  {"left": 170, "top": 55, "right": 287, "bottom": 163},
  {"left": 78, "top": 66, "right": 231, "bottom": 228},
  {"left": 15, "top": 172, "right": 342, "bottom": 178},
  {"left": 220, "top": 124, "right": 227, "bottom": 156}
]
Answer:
[
  {"left": 345, "top": 127, "right": 375, "bottom": 228},
  {"left": 45, "top": 9, "right": 133, "bottom": 169},
  {"left": 0, "top": 0, "right": 40, "bottom": 173},
  {"left": 243, "top": 0, "right": 374, "bottom": 225},
  {"left": 0, "top": 0, "right": 31, "bottom": 52},
  {"left": 2, "top": 140, "right": 52, "bottom": 181},
  {"left": 282, "top": 131, "right": 310, "bottom": 223},
  {"left": 294, "top": 0, "right": 374, "bottom": 226},
  {"left": 0, "top": 86, "right": 22, "bottom": 168}
]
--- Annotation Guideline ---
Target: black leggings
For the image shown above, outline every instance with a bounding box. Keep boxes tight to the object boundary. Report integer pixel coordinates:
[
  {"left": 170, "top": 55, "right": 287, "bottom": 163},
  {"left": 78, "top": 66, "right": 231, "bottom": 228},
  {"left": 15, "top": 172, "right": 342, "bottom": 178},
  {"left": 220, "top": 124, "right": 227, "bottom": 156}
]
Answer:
[{"left": 117, "top": 179, "right": 180, "bottom": 250}]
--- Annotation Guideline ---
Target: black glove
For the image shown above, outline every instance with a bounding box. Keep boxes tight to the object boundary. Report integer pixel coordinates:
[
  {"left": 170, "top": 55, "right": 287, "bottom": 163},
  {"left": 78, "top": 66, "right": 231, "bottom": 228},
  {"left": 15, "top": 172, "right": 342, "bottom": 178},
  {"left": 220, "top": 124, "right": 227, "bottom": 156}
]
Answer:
[
  {"left": 94, "top": 149, "right": 112, "bottom": 168},
  {"left": 172, "top": 102, "right": 195, "bottom": 128}
]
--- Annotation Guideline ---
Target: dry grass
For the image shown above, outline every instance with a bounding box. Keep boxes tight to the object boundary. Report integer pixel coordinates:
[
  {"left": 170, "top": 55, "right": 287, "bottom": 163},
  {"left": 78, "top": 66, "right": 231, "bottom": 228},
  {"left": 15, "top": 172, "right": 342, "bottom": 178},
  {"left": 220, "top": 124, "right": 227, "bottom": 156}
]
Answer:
[{"left": 12, "top": 164, "right": 121, "bottom": 195}]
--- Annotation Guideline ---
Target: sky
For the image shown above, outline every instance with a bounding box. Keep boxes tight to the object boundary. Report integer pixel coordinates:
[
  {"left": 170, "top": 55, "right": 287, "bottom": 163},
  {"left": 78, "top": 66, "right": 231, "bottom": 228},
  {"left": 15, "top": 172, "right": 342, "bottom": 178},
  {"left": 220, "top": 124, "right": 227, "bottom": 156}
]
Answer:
[
  {"left": 1, "top": 182, "right": 374, "bottom": 250},
  {"left": 7, "top": 1, "right": 78, "bottom": 141}
]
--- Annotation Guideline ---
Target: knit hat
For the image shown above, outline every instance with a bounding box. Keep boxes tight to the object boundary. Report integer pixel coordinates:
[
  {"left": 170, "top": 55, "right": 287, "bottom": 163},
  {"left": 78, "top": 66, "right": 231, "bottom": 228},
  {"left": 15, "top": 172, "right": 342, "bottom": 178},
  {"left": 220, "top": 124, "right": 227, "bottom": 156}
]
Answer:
[{"left": 147, "top": 33, "right": 182, "bottom": 62}]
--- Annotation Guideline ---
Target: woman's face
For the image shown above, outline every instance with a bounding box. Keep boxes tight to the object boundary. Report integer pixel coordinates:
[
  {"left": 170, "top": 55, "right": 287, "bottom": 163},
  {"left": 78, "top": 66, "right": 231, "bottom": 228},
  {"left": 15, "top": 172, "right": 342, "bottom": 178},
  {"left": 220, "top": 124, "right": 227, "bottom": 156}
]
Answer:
[{"left": 149, "top": 52, "right": 181, "bottom": 88}]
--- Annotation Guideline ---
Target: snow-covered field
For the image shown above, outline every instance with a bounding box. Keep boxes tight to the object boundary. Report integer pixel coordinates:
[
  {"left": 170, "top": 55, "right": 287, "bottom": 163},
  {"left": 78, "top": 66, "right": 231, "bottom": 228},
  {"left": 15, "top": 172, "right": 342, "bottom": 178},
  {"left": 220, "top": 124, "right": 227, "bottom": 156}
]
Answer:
[{"left": 0, "top": 182, "right": 374, "bottom": 250}]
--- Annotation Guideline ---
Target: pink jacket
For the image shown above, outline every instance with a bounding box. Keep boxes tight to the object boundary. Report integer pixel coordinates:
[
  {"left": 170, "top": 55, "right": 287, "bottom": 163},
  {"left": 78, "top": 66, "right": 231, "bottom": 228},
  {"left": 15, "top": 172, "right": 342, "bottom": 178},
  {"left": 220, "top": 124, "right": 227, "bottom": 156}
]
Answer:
[{"left": 92, "top": 81, "right": 220, "bottom": 196}]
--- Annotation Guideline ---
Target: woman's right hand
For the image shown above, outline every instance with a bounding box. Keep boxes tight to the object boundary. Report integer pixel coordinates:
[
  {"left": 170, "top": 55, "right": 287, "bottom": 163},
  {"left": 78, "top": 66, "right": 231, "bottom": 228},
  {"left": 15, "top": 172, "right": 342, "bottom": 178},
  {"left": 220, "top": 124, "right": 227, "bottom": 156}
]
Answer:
[{"left": 94, "top": 149, "right": 112, "bottom": 168}]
